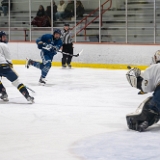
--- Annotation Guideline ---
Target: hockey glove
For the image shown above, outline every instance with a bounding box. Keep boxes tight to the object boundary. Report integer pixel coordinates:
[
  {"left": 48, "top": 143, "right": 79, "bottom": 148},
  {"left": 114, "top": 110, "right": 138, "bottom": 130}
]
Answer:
[
  {"left": 42, "top": 44, "right": 54, "bottom": 51},
  {"left": 52, "top": 46, "right": 59, "bottom": 51},
  {"left": 37, "top": 41, "right": 47, "bottom": 49},
  {"left": 126, "top": 68, "right": 143, "bottom": 90},
  {"left": 38, "top": 41, "right": 47, "bottom": 46},
  {"left": 132, "top": 67, "right": 141, "bottom": 77}
]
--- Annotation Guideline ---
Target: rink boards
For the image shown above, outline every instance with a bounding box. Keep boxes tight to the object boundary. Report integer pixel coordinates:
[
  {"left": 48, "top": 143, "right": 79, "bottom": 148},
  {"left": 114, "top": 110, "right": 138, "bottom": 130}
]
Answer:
[{"left": 9, "top": 43, "right": 160, "bottom": 69}]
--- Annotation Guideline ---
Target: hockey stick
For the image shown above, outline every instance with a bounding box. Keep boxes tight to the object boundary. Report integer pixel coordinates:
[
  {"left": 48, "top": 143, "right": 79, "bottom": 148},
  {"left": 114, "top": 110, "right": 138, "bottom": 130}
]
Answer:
[
  {"left": 43, "top": 45, "right": 83, "bottom": 57},
  {"left": 58, "top": 49, "right": 83, "bottom": 57},
  {"left": 26, "top": 86, "right": 36, "bottom": 93}
]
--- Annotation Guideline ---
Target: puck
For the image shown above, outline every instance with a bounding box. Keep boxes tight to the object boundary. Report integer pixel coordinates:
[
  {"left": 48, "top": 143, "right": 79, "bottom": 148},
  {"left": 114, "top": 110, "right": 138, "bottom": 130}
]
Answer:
[{"left": 127, "top": 66, "right": 131, "bottom": 69}]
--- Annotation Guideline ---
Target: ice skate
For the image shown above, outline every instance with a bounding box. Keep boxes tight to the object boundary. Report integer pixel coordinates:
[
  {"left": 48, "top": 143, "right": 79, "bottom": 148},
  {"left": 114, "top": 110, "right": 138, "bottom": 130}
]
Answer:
[
  {"left": 26, "top": 58, "right": 32, "bottom": 69},
  {"left": 0, "top": 92, "right": 9, "bottom": 101},
  {"left": 39, "top": 77, "right": 46, "bottom": 85},
  {"left": 67, "top": 64, "right": 72, "bottom": 68},
  {"left": 62, "top": 64, "right": 66, "bottom": 68},
  {"left": 26, "top": 95, "right": 34, "bottom": 103}
]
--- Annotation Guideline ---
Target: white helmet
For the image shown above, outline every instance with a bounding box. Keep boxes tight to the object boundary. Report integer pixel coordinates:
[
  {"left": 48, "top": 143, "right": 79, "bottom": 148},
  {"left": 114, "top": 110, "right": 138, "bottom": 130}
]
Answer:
[{"left": 151, "top": 50, "right": 160, "bottom": 64}]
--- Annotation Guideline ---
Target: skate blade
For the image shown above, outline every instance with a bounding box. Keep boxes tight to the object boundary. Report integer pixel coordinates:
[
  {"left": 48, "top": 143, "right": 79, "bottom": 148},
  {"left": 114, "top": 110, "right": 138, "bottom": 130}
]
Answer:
[
  {"left": 39, "top": 82, "right": 46, "bottom": 86},
  {"left": 27, "top": 97, "right": 35, "bottom": 104},
  {"left": 1, "top": 98, "right": 9, "bottom": 102},
  {"left": 29, "top": 100, "right": 35, "bottom": 104},
  {"left": 27, "top": 100, "right": 35, "bottom": 104}
]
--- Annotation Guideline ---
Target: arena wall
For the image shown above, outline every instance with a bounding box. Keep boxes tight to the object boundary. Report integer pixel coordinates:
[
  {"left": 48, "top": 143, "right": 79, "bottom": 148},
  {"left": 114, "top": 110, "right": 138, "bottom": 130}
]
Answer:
[{"left": 10, "top": 42, "right": 160, "bottom": 69}]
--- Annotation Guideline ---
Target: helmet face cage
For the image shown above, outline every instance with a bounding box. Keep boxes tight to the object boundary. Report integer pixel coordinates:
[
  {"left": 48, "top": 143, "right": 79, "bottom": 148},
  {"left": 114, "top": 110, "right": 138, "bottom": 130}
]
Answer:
[{"left": 154, "top": 50, "right": 160, "bottom": 63}]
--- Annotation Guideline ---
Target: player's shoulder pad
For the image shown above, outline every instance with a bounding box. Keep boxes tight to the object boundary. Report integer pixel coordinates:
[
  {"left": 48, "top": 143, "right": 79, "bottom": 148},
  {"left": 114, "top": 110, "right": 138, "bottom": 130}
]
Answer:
[{"left": 41, "top": 34, "right": 53, "bottom": 43}]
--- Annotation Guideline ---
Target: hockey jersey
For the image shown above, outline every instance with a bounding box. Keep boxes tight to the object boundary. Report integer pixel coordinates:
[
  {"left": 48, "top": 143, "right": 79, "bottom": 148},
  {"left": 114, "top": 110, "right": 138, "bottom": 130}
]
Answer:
[
  {"left": 36, "top": 34, "right": 63, "bottom": 55},
  {"left": 142, "top": 63, "right": 160, "bottom": 92},
  {"left": 0, "top": 42, "right": 12, "bottom": 65}
]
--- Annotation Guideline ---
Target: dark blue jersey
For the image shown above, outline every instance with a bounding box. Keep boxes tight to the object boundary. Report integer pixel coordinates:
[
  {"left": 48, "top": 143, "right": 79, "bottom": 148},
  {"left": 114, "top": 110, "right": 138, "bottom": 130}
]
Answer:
[{"left": 36, "top": 34, "right": 63, "bottom": 56}]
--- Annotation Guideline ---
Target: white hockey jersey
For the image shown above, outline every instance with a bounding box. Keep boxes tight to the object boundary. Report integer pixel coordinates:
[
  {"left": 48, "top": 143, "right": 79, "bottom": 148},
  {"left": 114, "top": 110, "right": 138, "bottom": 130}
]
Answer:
[
  {"left": 142, "top": 64, "right": 160, "bottom": 93},
  {"left": 0, "top": 42, "right": 11, "bottom": 64}
]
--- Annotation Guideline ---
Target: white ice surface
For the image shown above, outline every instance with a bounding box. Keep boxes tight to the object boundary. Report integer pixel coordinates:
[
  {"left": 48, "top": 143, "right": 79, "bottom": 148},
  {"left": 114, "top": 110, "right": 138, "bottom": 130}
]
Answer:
[{"left": 0, "top": 66, "right": 157, "bottom": 160}]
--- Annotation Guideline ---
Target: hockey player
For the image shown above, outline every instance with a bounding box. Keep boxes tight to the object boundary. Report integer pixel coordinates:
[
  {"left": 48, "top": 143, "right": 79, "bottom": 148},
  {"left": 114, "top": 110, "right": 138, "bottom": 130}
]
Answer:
[
  {"left": 61, "top": 23, "right": 73, "bottom": 68},
  {"left": 26, "top": 29, "right": 63, "bottom": 85},
  {"left": 126, "top": 50, "right": 160, "bottom": 132},
  {"left": 0, "top": 31, "right": 34, "bottom": 103}
]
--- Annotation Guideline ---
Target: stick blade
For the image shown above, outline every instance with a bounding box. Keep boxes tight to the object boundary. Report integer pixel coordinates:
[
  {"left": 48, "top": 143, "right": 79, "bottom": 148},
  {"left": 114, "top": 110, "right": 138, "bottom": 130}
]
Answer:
[
  {"left": 74, "top": 54, "right": 79, "bottom": 57},
  {"left": 78, "top": 49, "right": 83, "bottom": 56},
  {"left": 74, "top": 49, "right": 83, "bottom": 57}
]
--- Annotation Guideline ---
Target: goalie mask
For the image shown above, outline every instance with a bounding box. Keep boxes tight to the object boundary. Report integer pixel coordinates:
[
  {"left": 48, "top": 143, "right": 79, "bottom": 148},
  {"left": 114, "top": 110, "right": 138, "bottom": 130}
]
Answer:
[{"left": 151, "top": 50, "right": 160, "bottom": 64}]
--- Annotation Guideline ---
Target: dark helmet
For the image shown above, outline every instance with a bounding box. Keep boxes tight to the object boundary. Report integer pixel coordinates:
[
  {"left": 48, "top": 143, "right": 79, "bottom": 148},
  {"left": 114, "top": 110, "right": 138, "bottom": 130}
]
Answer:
[
  {"left": 53, "top": 29, "right": 61, "bottom": 35},
  {"left": 0, "top": 31, "right": 7, "bottom": 42}
]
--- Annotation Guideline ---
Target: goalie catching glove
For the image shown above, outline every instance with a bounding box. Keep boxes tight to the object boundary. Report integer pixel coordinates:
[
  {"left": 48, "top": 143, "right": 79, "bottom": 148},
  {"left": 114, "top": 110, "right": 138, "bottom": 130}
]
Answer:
[{"left": 126, "top": 67, "right": 143, "bottom": 91}]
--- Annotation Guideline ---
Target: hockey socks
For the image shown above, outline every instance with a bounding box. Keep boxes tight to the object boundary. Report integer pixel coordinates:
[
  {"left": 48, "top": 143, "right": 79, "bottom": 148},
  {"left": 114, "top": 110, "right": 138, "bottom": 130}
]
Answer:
[
  {"left": 26, "top": 59, "right": 51, "bottom": 84},
  {"left": 27, "top": 59, "right": 43, "bottom": 70},
  {"left": 17, "top": 84, "right": 34, "bottom": 102},
  {"left": 41, "top": 64, "right": 51, "bottom": 78},
  {"left": 29, "top": 60, "right": 51, "bottom": 78},
  {"left": 17, "top": 84, "right": 29, "bottom": 98},
  {"left": 32, "top": 61, "right": 43, "bottom": 69}
]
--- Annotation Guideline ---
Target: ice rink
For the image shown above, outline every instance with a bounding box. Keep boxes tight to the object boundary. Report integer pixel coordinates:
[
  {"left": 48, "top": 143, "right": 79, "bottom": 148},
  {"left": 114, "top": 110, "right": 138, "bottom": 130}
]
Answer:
[{"left": 0, "top": 66, "right": 160, "bottom": 160}]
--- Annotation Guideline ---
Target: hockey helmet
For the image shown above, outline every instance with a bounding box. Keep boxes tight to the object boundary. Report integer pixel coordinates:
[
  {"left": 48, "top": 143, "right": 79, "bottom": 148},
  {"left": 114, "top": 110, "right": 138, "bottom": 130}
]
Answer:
[
  {"left": 0, "top": 31, "right": 7, "bottom": 42},
  {"left": 53, "top": 29, "right": 61, "bottom": 35},
  {"left": 152, "top": 50, "right": 160, "bottom": 64}
]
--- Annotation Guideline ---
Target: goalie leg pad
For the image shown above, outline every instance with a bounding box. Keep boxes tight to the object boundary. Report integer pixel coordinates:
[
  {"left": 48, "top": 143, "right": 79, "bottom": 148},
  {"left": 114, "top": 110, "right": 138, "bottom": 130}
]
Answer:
[{"left": 126, "top": 97, "right": 160, "bottom": 131}]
